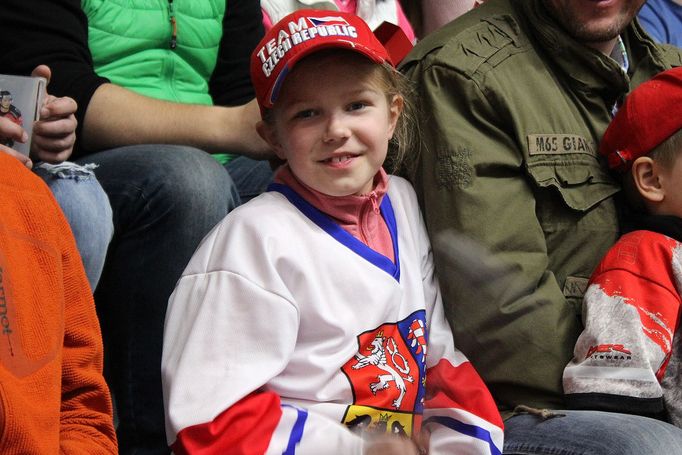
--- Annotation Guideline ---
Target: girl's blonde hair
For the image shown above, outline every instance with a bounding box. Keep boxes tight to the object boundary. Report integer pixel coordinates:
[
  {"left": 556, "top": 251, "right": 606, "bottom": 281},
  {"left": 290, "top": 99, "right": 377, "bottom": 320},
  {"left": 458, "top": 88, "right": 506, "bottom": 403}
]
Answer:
[{"left": 376, "top": 62, "right": 420, "bottom": 175}]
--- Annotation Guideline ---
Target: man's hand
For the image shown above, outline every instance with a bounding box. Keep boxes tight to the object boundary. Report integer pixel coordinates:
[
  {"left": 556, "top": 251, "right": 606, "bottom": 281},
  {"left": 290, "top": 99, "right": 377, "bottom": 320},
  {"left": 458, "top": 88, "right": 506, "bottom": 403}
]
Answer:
[
  {"left": 30, "top": 65, "right": 78, "bottom": 163},
  {"left": 234, "top": 99, "right": 272, "bottom": 159},
  {"left": 31, "top": 94, "right": 77, "bottom": 163}
]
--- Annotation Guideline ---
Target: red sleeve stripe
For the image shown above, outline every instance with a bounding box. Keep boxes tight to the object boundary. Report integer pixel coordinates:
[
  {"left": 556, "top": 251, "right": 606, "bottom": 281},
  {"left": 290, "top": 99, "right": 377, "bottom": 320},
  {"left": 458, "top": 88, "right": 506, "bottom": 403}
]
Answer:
[
  {"left": 171, "top": 391, "right": 282, "bottom": 455},
  {"left": 425, "top": 359, "right": 503, "bottom": 428}
]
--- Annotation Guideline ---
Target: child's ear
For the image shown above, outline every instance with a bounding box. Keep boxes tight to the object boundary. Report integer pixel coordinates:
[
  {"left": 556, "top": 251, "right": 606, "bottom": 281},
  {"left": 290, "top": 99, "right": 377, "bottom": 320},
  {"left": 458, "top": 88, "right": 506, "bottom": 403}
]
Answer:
[
  {"left": 631, "top": 156, "right": 665, "bottom": 203},
  {"left": 387, "top": 95, "right": 404, "bottom": 139},
  {"left": 256, "top": 120, "right": 287, "bottom": 160}
]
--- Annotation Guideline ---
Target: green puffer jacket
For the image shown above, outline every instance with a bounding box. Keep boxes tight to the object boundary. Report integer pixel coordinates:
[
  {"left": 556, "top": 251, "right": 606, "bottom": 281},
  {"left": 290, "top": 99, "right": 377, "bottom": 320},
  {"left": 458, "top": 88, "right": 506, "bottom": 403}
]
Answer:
[
  {"left": 83, "top": 0, "right": 224, "bottom": 105},
  {"left": 401, "top": 0, "right": 682, "bottom": 415}
]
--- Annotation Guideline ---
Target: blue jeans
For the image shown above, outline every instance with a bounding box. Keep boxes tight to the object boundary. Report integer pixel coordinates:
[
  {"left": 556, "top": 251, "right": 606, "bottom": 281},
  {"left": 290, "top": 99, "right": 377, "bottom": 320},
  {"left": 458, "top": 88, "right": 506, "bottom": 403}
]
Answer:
[
  {"left": 34, "top": 161, "right": 114, "bottom": 291},
  {"left": 504, "top": 410, "right": 682, "bottom": 454},
  {"left": 76, "top": 145, "right": 243, "bottom": 454},
  {"left": 224, "top": 155, "right": 274, "bottom": 203}
]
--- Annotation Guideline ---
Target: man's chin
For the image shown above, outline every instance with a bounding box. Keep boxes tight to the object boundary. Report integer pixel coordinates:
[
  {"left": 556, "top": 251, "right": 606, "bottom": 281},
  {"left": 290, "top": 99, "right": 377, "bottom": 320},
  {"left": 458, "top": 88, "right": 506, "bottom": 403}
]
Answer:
[
  {"left": 579, "top": 31, "right": 621, "bottom": 44},
  {"left": 570, "top": 20, "right": 629, "bottom": 47}
]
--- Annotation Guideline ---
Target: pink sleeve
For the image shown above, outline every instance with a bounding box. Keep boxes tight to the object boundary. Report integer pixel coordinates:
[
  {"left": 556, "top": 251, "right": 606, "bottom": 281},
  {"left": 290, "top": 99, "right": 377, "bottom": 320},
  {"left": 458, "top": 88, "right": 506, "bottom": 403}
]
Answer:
[
  {"left": 261, "top": 7, "right": 273, "bottom": 31},
  {"left": 394, "top": 1, "right": 416, "bottom": 43}
]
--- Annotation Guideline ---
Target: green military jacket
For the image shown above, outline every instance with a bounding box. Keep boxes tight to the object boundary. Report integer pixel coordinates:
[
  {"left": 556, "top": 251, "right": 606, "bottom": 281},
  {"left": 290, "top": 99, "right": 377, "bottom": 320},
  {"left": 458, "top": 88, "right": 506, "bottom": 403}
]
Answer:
[{"left": 400, "top": 0, "right": 682, "bottom": 413}]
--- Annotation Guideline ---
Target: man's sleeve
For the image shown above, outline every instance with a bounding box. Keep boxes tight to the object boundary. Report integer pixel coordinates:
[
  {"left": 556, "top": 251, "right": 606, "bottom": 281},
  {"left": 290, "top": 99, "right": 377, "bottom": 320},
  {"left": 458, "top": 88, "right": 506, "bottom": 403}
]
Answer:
[
  {"left": 401, "top": 57, "right": 582, "bottom": 410},
  {"left": 55, "top": 193, "right": 118, "bottom": 454},
  {"left": 209, "top": 0, "right": 264, "bottom": 106},
  {"left": 422, "top": 268, "right": 505, "bottom": 454},
  {"left": 0, "top": 0, "right": 109, "bottom": 146}
]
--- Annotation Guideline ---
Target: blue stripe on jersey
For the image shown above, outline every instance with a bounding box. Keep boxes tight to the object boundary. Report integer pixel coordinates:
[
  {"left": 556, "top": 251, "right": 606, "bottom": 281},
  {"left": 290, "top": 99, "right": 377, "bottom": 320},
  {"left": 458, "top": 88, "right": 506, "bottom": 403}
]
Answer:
[
  {"left": 268, "top": 183, "right": 401, "bottom": 281},
  {"left": 282, "top": 405, "right": 308, "bottom": 455},
  {"left": 424, "top": 416, "right": 502, "bottom": 455},
  {"left": 380, "top": 194, "right": 400, "bottom": 281}
]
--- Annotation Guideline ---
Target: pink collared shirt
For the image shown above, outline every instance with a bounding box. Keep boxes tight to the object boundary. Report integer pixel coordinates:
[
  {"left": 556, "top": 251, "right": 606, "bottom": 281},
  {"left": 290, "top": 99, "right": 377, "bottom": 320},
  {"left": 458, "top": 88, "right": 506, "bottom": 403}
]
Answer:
[{"left": 274, "top": 165, "right": 395, "bottom": 262}]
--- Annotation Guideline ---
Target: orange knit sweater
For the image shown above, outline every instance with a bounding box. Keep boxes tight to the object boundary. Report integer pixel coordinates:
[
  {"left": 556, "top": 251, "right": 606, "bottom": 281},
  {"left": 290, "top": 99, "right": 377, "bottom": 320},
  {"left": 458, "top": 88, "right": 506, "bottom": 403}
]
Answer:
[{"left": 0, "top": 154, "right": 117, "bottom": 453}]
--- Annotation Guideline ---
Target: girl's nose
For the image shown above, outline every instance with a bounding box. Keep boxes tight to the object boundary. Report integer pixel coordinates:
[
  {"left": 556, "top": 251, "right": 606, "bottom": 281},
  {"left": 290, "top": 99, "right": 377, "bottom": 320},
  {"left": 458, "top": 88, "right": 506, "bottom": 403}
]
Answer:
[{"left": 323, "top": 114, "right": 351, "bottom": 143}]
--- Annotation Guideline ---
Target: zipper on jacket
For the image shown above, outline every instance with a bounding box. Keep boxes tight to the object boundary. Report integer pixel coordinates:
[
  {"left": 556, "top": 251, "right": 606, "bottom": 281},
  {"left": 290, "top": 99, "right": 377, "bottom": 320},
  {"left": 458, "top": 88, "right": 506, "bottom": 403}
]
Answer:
[
  {"left": 359, "top": 191, "right": 380, "bottom": 246},
  {"left": 168, "top": 0, "right": 178, "bottom": 49}
]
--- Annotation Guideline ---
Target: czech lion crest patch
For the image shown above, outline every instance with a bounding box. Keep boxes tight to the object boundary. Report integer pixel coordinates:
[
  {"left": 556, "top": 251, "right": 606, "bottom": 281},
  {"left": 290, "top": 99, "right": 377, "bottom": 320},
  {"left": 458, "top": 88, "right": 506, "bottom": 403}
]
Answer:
[{"left": 341, "top": 310, "right": 427, "bottom": 436}]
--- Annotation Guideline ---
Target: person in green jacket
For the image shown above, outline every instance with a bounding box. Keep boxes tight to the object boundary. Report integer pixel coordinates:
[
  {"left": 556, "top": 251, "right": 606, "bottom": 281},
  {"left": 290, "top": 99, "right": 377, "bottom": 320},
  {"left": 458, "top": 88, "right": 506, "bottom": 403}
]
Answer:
[{"left": 401, "top": 0, "right": 682, "bottom": 453}]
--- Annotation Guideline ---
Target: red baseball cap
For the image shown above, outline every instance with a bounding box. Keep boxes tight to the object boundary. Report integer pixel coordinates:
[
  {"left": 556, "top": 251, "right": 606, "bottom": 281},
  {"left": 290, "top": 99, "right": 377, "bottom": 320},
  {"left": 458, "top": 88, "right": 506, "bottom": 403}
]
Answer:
[
  {"left": 250, "top": 9, "right": 413, "bottom": 111},
  {"left": 601, "top": 66, "right": 682, "bottom": 172}
]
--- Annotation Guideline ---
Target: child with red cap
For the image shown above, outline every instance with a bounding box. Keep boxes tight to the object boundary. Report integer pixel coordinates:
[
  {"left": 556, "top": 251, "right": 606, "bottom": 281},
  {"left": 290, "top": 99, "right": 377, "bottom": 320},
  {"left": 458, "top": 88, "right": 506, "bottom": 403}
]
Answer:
[
  {"left": 161, "top": 9, "right": 503, "bottom": 455},
  {"left": 563, "top": 66, "right": 682, "bottom": 427}
]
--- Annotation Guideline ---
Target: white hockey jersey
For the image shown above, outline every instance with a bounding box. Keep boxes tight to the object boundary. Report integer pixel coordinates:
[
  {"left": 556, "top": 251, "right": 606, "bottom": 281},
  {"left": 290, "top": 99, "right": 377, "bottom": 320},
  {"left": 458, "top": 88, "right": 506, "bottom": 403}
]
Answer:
[{"left": 162, "top": 176, "right": 504, "bottom": 454}]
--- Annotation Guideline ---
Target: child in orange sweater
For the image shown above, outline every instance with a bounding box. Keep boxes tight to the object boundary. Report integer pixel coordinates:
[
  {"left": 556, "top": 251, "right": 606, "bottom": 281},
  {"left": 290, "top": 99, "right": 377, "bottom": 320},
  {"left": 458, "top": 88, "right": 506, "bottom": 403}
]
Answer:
[{"left": 0, "top": 97, "right": 117, "bottom": 453}]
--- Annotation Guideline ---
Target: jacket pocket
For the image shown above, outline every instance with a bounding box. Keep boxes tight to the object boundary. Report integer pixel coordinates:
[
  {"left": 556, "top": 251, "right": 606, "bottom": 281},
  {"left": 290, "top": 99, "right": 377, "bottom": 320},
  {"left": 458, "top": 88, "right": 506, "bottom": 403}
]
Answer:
[
  {"left": 524, "top": 155, "right": 621, "bottom": 308},
  {"left": 526, "top": 156, "right": 620, "bottom": 211}
]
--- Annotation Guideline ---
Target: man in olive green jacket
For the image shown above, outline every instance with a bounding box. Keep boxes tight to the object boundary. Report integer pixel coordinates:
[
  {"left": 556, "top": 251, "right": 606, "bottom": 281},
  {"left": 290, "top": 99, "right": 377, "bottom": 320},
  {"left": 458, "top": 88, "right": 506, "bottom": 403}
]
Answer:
[{"left": 401, "top": 0, "right": 682, "bottom": 453}]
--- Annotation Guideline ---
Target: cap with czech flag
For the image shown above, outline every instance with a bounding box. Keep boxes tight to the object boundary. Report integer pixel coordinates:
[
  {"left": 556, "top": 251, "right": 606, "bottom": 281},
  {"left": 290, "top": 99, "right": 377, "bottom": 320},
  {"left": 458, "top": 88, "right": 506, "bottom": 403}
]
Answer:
[{"left": 250, "top": 9, "right": 413, "bottom": 112}]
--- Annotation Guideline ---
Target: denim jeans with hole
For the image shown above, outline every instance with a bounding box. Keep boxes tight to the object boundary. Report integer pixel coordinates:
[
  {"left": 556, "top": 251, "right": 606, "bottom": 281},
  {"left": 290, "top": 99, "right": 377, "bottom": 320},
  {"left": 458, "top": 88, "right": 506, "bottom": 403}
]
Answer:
[
  {"left": 504, "top": 410, "right": 682, "bottom": 454},
  {"left": 75, "top": 145, "right": 272, "bottom": 454},
  {"left": 34, "top": 161, "right": 114, "bottom": 291}
]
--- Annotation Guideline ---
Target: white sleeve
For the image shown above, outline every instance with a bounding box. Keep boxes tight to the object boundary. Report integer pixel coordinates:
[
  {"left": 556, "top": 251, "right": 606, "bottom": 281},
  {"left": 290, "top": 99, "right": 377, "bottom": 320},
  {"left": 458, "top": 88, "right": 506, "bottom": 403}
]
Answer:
[
  {"left": 162, "top": 224, "right": 365, "bottom": 454},
  {"left": 416, "top": 206, "right": 504, "bottom": 454},
  {"left": 422, "top": 257, "right": 504, "bottom": 455}
]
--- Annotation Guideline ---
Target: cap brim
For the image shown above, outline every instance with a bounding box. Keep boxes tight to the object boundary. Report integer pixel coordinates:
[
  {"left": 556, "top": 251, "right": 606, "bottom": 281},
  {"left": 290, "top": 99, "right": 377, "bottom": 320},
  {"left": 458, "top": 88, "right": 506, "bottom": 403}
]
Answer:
[{"left": 266, "top": 40, "right": 388, "bottom": 107}]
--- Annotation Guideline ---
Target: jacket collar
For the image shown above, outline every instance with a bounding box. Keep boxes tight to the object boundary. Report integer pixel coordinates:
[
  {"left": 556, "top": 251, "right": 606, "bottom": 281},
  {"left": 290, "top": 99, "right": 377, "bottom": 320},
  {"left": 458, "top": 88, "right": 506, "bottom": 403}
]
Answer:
[{"left": 513, "top": 0, "right": 662, "bottom": 107}]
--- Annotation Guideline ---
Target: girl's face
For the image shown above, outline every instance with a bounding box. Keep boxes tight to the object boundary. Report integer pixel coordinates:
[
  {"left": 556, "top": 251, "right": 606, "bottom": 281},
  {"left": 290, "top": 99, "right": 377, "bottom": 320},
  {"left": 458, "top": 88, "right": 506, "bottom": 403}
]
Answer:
[{"left": 258, "top": 52, "right": 402, "bottom": 197}]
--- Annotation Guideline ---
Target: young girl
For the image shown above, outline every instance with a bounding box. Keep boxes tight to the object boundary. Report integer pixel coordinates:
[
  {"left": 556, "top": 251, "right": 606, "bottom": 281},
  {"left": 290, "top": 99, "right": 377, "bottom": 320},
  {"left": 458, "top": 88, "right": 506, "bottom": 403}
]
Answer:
[{"left": 162, "top": 10, "right": 503, "bottom": 454}]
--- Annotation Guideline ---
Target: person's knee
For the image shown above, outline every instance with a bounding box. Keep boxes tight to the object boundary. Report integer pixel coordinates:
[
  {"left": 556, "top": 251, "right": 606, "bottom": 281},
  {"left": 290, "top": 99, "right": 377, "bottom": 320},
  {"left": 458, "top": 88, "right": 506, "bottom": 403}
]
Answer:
[
  {"left": 34, "top": 161, "right": 114, "bottom": 289},
  {"left": 35, "top": 162, "right": 114, "bottom": 235},
  {"left": 72, "top": 144, "right": 238, "bottom": 249},
  {"left": 504, "top": 410, "right": 682, "bottom": 455},
  {"left": 224, "top": 156, "right": 274, "bottom": 203},
  {"left": 143, "top": 146, "right": 238, "bottom": 221}
]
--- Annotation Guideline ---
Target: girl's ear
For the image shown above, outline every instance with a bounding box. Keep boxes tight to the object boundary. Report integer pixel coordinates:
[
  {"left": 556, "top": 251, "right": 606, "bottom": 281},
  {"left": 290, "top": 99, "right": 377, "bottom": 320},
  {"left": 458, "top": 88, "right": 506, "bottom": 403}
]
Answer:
[
  {"left": 387, "top": 94, "right": 404, "bottom": 139},
  {"left": 631, "top": 156, "right": 664, "bottom": 203},
  {"left": 256, "top": 120, "right": 287, "bottom": 160}
]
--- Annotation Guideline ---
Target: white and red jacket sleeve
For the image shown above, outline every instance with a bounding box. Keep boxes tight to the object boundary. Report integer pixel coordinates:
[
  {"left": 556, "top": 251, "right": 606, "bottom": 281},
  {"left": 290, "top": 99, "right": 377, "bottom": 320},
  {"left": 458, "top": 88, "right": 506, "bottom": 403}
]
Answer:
[
  {"left": 416, "top": 210, "right": 504, "bottom": 454},
  {"left": 563, "top": 230, "right": 682, "bottom": 418},
  {"left": 161, "top": 218, "right": 366, "bottom": 455}
]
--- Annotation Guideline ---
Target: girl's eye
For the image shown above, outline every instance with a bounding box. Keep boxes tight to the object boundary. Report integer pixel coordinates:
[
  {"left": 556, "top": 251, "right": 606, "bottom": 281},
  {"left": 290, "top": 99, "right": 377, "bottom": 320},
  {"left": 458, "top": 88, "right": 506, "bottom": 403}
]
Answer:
[
  {"left": 294, "top": 109, "right": 316, "bottom": 119},
  {"left": 348, "top": 102, "right": 367, "bottom": 111}
]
